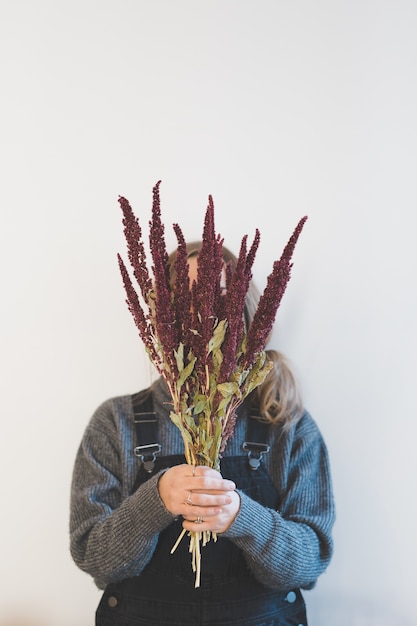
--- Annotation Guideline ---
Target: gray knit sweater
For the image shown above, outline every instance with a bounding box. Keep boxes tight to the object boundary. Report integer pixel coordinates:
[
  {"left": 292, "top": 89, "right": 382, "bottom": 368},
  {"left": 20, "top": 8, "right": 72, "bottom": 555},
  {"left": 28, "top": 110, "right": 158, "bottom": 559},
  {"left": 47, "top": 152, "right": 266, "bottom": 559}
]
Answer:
[{"left": 70, "top": 377, "right": 335, "bottom": 591}]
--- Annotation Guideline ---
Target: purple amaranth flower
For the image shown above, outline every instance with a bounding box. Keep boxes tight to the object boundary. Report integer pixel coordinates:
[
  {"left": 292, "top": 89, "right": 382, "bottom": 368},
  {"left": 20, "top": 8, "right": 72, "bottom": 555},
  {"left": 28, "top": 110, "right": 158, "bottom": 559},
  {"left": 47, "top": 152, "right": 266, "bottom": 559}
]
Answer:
[
  {"left": 118, "top": 196, "right": 153, "bottom": 304},
  {"left": 220, "top": 230, "right": 261, "bottom": 380},
  {"left": 149, "top": 182, "right": 179, "bottom": 375},
  {"left": 172, "top": 222, "right": 193, "bottom": 348},
  {"left": 244, "top": 216, "right": 308, "bottom": 367},
  {"left": 190, "top": 196, "right": 224, "bottom": 374},
  {"left": 117, "top": 253, "right": 160, "bottom": 367}
]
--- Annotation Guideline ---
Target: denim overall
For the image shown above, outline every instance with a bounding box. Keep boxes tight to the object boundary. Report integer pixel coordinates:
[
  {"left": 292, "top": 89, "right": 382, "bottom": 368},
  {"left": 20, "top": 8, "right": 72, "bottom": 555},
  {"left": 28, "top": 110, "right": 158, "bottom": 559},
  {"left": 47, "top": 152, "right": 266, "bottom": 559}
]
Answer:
[{"left": 96, "top": 393, "right": 307, "bottom": 626}]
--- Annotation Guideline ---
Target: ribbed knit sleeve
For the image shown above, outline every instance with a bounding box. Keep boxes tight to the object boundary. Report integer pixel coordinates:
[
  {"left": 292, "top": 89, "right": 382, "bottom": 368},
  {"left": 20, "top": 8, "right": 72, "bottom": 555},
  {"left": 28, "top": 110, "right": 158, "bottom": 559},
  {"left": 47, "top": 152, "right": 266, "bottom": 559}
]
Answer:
[
  {"left": 69, "top": 396, "right": 176, "bottom": 589},
  {"left": 223, "top": 412, "right": 335, "bottom": 590}
]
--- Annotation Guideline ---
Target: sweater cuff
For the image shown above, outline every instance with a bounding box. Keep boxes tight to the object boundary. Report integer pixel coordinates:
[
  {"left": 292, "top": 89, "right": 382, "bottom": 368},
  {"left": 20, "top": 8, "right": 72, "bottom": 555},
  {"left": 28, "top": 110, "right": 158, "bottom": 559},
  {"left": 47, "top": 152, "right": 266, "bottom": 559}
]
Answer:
[
  {"left": 222, "top": 490, "right": 275, "bottom": 538},
  {"left": 131, "top": 469, "right": 176, "bottom": 531}
]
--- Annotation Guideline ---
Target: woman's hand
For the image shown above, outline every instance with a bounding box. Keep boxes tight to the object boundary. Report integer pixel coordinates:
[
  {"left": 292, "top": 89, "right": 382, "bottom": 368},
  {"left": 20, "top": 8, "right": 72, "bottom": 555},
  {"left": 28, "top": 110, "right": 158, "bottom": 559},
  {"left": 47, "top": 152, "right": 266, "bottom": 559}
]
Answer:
[{"left": 158, "top": 464, "right": 240, "bottom": 533}]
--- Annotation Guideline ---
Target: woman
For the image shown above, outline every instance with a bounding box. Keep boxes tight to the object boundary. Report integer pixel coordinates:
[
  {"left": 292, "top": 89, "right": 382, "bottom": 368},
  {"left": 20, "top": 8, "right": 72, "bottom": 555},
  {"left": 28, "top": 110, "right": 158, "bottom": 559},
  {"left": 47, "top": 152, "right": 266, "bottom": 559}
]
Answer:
[{"left": 70, "top": 242, "right": 335, "bottom": 626}]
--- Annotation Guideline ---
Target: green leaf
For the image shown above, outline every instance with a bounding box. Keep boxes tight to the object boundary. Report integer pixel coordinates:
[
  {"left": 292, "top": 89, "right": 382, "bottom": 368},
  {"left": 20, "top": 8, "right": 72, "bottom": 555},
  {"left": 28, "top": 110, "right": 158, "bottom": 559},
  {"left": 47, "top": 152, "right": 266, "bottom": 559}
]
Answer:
[
  {"left": 217, "top": 381, "right": 239, "bottom": 397},
  {"left": 194, "top": 397, "right": 209, "bottom": 414},
  {"left": 183, "top": 412, "right": 198, "bottom": 433},
  {"left": 217, "top": 395, "right": 233, "bottom": 415},
  {"left": 177, "top": 356, "right": 197, "bottom": 388},
  {"left": 174, "top": 343, "right": 184, "bottom": 372},
  {"left": 242, "top": 353, "right": 273, "bottom": 396},
  {"left": 207, "top": 319, "right": 227, "bottom": 354},
  {"left": 212, "top": 347, "right": 224, "bottom": 371},
  {"left": 169, "top": 411, "right": 183, "bottom": 430}
]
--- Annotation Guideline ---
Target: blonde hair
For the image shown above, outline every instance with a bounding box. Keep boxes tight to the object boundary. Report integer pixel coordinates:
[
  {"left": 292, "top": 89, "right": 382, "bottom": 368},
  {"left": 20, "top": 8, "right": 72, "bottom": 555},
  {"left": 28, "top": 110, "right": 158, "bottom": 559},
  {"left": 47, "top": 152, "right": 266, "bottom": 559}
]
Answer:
[{"left": 168, "top": 241, "right": 303, "bottom": 427}]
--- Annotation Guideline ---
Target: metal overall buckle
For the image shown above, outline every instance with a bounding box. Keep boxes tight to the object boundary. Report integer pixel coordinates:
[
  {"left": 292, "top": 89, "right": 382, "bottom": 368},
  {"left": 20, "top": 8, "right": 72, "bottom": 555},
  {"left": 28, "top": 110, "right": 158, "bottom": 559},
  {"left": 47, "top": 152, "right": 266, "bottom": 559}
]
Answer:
[
  {"left": 242, "top": 441, "right": 270, "bottom": 470},
  {"left": 134, "top": 443, "right": 162, "bottom": 473}
]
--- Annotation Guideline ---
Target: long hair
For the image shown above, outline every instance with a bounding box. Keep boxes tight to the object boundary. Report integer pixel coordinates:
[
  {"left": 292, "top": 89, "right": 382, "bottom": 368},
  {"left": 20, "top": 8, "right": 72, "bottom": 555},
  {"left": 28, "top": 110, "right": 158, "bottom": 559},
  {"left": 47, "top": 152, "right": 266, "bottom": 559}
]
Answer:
[{"left": 168, "top": 241, "right": 303, "bottom": 427}]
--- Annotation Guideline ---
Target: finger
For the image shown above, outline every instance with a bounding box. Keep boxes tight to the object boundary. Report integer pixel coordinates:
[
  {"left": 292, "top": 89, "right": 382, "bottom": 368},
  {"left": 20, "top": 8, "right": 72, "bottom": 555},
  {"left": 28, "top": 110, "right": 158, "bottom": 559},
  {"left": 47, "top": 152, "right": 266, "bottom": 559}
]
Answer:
[
  {"left": 182, "top": 516, "right": 210, "bottom": 531},
  {"left": 191, "top": 466, "right": 233, "bottom": 482},
  {"left": 184, "top": 466, "right": 236, "bottom": 493},
  {"left": 190, "top": 476, "right": 236, "bottom": 492},
  {"left": 183, "top": 504, "right": 224, "bottom": 520},
  {"left": 183, "top": 491, "right": 232, "bottom": 508},
  {"left": 190, "top": 465, "right": 220, "bottom": 478}
]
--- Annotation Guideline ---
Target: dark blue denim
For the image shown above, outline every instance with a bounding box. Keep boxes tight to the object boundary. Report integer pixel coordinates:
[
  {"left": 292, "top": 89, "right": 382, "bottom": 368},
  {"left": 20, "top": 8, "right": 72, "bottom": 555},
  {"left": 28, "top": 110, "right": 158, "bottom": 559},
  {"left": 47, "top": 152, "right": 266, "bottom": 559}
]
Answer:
[{"left": 96, "top": 455, "right": 307, "bottom": 626}]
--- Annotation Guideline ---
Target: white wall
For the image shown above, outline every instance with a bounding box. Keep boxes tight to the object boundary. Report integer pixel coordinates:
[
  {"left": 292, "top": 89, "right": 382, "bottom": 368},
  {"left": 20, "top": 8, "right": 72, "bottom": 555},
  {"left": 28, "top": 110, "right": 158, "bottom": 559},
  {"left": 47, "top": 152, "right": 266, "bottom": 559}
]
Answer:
[{"left": 1, "top": 1, "right": 416, "bottom": 624}]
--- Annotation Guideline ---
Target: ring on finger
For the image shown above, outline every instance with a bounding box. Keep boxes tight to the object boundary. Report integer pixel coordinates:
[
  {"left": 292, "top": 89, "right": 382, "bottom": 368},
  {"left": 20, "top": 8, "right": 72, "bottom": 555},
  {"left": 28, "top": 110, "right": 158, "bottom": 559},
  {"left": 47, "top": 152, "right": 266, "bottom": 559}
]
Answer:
[
  {"left": 195, "top": 516, "right": 203, "bottom": 524},
  {"left": 185, "top": 491, "right": 193, "bottom": 506}
]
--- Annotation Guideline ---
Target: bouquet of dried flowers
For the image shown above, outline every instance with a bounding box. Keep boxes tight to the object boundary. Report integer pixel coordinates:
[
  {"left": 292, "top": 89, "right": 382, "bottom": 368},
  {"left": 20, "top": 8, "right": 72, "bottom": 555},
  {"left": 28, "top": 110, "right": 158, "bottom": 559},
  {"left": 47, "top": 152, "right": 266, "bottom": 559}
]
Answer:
[{"left": 117, "top": 181, "right": 307, "bottom": 586}]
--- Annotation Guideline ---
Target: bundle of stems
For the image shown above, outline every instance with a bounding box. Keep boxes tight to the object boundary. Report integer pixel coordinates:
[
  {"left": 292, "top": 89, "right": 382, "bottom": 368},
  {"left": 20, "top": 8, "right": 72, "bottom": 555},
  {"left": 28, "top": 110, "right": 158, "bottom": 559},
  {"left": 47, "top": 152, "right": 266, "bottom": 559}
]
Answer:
[{"left": 117, "top": 181, "right": 307, "bottom": 586}]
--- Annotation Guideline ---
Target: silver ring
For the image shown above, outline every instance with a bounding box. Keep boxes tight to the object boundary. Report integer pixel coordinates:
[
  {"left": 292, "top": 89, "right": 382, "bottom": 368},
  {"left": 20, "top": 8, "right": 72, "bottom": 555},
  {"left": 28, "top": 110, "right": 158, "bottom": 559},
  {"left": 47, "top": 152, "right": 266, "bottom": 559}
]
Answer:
[{"left": 195, "top": 517, "right": 203, "bottom": 524}]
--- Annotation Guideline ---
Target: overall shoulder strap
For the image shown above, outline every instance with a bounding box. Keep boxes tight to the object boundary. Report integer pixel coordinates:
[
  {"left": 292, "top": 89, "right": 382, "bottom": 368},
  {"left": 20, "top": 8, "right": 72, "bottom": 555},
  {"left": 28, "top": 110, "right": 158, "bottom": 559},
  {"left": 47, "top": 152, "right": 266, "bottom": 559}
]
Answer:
[
  {"left": 242, "top": 406, "right": 271, "bottom": 470},
  {"left": 131, "top": 388, "right": 161, "bottom": 473}
]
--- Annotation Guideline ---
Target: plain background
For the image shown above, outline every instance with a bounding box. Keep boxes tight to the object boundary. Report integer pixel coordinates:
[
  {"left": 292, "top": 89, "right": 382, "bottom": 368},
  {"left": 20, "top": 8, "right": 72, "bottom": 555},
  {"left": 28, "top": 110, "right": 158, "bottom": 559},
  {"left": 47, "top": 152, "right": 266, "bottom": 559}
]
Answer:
[{"left": 1, "top": 1, "right": 416, "bottom": 625}]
